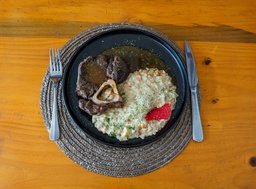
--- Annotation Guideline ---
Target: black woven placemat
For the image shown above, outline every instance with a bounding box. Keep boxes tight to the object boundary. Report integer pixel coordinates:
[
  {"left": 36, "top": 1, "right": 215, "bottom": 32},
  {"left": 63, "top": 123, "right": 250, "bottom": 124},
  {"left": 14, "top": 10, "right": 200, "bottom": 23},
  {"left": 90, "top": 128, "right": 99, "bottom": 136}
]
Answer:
[{"left": 40, "top": 22, "right": 195, "bottom": 177}]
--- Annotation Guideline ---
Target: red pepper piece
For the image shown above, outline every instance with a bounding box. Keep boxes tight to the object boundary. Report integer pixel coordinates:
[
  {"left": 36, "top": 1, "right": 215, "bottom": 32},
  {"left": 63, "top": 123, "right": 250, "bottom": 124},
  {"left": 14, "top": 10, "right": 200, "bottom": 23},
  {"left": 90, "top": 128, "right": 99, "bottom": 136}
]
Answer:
[{"left": 145, "top": 103, "right": 171, "bottom": 121}]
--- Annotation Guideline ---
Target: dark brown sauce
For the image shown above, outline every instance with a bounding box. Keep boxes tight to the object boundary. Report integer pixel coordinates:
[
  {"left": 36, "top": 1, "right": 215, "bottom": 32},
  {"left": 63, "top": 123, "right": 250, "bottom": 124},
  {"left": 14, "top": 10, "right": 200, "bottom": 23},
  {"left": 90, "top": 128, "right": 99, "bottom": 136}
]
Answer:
[
  {"left": 102, "top": 46, "right": 170, "bottom": 73},
  {"left": 85, "top": 61, "right": 106, "bottom": 85}
]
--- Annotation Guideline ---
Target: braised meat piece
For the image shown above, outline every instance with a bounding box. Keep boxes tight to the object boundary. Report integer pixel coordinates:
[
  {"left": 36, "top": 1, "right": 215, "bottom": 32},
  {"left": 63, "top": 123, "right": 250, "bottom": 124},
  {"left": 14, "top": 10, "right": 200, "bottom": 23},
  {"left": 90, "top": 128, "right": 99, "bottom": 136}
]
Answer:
[
  {"left": 76, "top": 55, "right": 130, "bottom": 115},
  {"left": 76, "top": 55, "right": 109, "bottom": 99},
  {"left": 106, "top": 56, "right": 130, "bottom": 83},
  {"left": 79, "top": 99, "right": 123, "bottom": 115},
  {"left": 76, "top": 55, "right": 130, "bottom": 99}
]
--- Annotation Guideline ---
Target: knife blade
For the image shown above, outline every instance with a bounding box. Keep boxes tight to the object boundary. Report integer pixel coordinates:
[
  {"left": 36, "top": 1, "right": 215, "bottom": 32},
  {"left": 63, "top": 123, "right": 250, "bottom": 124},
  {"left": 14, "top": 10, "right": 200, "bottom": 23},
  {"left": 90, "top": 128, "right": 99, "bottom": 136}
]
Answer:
[{"left": 185, "top": 40, "right": 204, "bottom": 142}]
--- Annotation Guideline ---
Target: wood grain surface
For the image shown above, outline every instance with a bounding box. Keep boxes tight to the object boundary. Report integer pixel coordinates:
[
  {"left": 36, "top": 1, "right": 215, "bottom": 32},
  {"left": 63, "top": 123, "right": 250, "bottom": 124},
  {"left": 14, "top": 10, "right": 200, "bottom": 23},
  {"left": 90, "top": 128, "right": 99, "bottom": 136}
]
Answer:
[{"left": 1, "top": 0, "right": 256, "bottom": 188}]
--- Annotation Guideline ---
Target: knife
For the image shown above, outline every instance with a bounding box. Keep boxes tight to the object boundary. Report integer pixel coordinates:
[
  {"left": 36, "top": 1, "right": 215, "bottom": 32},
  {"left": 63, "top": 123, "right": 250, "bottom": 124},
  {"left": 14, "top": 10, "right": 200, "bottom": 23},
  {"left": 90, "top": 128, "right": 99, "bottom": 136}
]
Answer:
[{"left": 185, "top": 40, "right": 204, "bottom": 142}]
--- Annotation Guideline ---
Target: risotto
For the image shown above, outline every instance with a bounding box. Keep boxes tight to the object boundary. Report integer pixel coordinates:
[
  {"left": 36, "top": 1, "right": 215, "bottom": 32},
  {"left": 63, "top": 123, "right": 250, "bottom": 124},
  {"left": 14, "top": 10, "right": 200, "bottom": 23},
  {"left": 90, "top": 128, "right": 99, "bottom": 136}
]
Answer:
[{"left": 92, "top": 68, "right": 178, "bottom": 141}]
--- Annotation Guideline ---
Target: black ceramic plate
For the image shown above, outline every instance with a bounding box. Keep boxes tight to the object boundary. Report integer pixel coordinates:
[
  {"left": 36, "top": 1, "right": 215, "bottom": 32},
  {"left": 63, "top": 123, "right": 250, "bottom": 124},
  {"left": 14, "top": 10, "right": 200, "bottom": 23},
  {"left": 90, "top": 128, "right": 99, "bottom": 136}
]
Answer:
[{"left": 62, "top": 28, "right": 188, "bottom": 147}]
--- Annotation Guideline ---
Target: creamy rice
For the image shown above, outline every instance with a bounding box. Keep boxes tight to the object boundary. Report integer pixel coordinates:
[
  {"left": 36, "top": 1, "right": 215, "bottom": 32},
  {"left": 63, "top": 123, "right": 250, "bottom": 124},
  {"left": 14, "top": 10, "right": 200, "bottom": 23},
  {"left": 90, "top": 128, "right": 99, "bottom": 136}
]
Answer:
[{"left": 92, "top": 68, "right": 178, "bottom": 141}]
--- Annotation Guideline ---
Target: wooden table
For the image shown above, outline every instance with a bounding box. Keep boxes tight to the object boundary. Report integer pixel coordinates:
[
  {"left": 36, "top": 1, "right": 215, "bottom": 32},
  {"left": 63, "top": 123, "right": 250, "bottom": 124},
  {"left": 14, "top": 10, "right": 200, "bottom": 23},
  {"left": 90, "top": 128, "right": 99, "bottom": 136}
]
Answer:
[{"left": 1, "top": 0, "right": 256, "bottom": 188}]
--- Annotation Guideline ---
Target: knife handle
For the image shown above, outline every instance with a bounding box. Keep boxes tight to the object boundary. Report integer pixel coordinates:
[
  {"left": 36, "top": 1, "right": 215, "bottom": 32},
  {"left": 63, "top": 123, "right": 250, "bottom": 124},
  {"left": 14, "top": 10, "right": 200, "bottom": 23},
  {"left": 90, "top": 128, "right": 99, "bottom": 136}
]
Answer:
[{"left": 191, "top": 88, "right": 204, "bottom": 142}]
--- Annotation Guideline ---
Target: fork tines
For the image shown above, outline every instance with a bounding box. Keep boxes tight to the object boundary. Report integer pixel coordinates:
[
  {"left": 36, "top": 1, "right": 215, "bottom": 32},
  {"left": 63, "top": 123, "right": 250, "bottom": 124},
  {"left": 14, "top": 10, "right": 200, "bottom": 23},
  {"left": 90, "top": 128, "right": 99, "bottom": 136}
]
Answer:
[{"left": 49, "top": 48, "right": 62, "bottom": 75}]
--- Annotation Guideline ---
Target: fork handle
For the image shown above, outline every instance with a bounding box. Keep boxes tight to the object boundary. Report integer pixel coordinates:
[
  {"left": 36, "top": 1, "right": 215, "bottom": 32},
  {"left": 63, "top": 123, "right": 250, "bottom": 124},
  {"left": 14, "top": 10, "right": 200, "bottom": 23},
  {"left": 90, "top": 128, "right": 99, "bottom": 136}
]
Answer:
[{"left": 50, "top": 83, "right": 60, "bottom": 141}]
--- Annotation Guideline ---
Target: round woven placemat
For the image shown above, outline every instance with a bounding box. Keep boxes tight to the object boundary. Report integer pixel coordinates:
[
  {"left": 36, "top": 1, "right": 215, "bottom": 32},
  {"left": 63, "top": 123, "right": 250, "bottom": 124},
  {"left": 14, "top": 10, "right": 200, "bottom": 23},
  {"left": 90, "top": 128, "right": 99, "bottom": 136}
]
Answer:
[{"left": 40, "top": 22, "right": 196, "bottom": 177}]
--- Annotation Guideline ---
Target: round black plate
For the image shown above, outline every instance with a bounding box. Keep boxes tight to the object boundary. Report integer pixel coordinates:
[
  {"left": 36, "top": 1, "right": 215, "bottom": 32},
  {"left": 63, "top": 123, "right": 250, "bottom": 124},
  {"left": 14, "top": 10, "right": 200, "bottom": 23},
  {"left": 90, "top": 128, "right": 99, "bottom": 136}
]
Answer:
[{"left": 62, "top": 28, "right": 188, "bottom": 147}]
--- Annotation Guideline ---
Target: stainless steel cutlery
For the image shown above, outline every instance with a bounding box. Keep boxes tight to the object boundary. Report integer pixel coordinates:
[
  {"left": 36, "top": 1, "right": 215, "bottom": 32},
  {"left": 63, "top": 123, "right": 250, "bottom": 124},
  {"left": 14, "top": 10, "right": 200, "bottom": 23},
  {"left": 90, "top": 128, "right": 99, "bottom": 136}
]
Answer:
[
  {"left": 185, "top": 41, "right": 204, "bottom": 142},
  {"left": 49, "top": 48, "right": 62, "bottom": 141}
]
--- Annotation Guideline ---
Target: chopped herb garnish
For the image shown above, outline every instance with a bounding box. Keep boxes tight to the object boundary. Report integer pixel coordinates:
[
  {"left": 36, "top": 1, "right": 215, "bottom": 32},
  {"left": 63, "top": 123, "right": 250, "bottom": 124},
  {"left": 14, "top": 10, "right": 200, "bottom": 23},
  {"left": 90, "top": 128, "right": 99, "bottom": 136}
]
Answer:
[
  {"left": 105, "top": 117, "right": 110, "bottom": 123},
  {"left": 128, "top": 126, "right": 135, "bottom": 130},
  {"left": 168, "top": 89, "right": 174, "bottom": 93},
  {"left": 113, "top": 122, "right": 122, "bottom": 128}
]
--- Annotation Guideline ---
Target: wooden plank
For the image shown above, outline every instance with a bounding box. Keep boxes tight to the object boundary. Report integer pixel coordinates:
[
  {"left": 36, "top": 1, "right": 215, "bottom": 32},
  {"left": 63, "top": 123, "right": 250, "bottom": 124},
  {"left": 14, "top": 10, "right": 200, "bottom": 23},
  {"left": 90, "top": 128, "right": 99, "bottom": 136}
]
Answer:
[{"left": 1, "top": 21, "right": 256, "bottom": 43}]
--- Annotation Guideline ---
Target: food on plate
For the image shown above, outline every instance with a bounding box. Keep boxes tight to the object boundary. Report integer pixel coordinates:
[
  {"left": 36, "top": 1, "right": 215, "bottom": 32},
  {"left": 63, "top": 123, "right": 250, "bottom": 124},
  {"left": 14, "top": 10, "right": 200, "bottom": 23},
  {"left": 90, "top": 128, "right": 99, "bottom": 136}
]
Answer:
[
  {"left": 91, "top": 79, "right": 123, "bottom": 105},
  {"left": 106, "top": 56, "right": 130, "bottom": 83},
  {"left": 76, "top": 55, "right": 108, "bottom": 99},
  {"left": 145, "top": 103, "right": 172, "bottom": 121},
  {"left": 79, "top": 79, "right": 124, "bottom": 115},
  {"left": 79, "top": 99, "right": 123, "bottom": 116},
  {"left": 76, "top": 55, "right": 130, "bottom": 115},
  {"left": 92, "top": 68, "right": 178, "bottom": 141}
]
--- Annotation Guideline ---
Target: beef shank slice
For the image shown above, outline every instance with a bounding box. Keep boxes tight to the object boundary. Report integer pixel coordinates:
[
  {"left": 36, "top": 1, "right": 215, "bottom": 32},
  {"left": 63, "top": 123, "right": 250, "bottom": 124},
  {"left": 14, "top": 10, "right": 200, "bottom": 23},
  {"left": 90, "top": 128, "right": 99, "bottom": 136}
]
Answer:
[
  {"left": 76, "top": 55, "right": 109, "bottom": 99},
  {"left": 76, "top": 54, "right": 130, "bottom": 115},
  {"left": 79, "top": 99, "right": 123, "bottom": 115}
]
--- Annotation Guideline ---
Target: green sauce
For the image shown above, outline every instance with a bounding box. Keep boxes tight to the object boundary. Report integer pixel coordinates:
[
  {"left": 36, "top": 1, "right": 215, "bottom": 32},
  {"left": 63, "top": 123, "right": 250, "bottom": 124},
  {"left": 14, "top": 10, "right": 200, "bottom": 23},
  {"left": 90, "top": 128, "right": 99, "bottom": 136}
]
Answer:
[{"left": 101, "top": 46, "right": 170, "bottom": 73}]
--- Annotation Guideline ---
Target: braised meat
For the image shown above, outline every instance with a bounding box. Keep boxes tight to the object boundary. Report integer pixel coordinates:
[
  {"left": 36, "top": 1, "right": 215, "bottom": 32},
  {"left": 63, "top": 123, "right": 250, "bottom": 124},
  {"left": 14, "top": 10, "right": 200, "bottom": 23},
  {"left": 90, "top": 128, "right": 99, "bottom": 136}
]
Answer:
[
  {"left": 76, "top": 55, "right": 109, "bottom": 99},
  {"left": 76, "top": 55, "right": 130, "bottom": 115},
  {"left": 79, "top": 99, "right": 123, "bottom": 115},
  {"left": 106, "top": 56, "right": 130, "bottom": 83}
]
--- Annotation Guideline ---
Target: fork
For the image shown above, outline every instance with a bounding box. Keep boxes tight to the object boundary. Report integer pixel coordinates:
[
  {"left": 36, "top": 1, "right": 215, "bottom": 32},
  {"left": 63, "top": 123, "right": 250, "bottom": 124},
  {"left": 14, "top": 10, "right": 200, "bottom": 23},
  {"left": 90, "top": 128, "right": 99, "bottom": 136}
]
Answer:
[{"left": 49, "top": 48, "right": 62, "bottom": 141}]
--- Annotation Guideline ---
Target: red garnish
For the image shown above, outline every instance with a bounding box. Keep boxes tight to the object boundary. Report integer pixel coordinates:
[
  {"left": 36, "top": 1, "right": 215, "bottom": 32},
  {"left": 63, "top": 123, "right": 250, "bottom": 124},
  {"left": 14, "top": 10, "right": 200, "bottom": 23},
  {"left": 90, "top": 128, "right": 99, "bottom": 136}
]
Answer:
[{"left": 145, "top": 103, "right": 172, "bottom": 121}]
